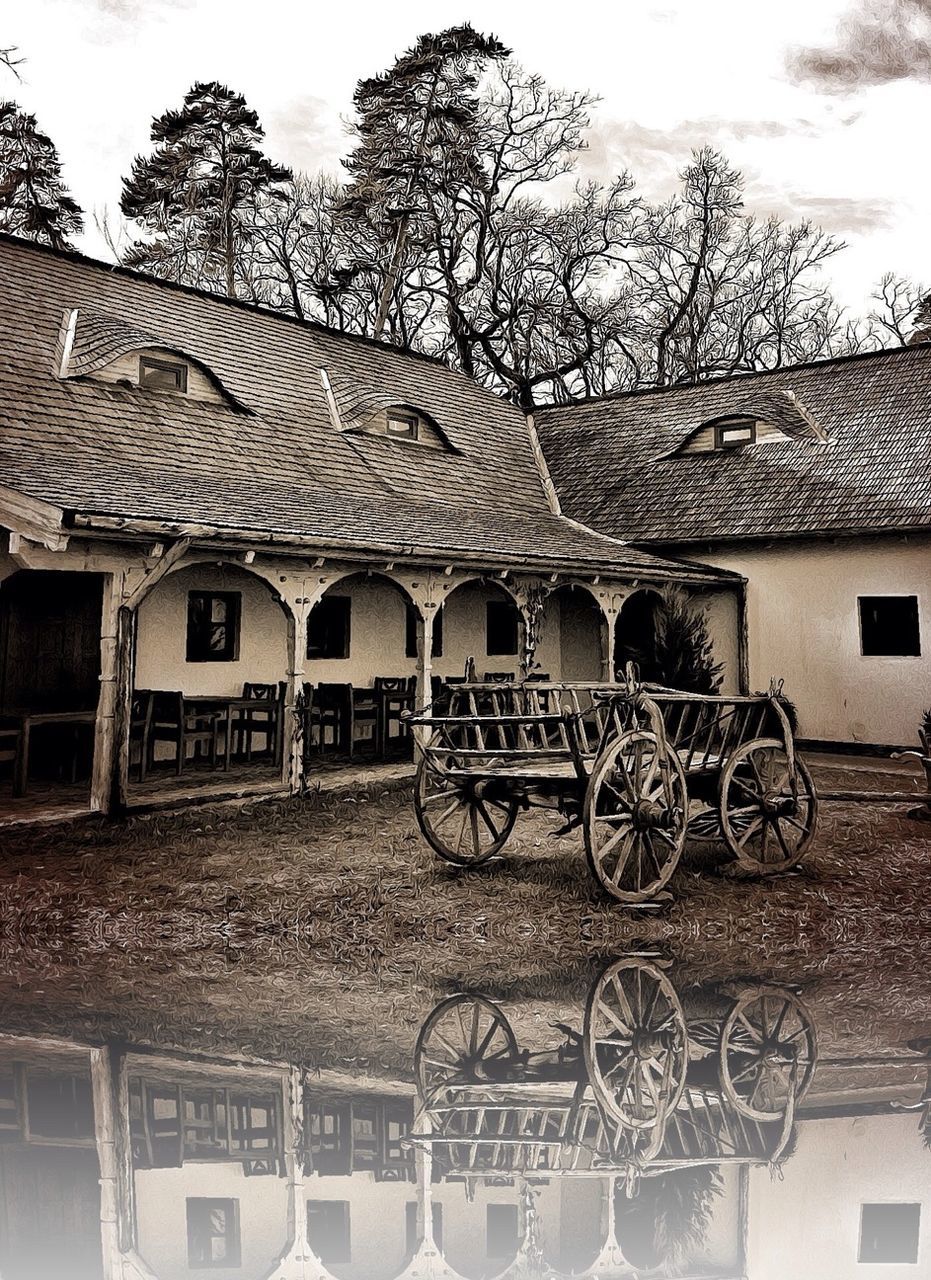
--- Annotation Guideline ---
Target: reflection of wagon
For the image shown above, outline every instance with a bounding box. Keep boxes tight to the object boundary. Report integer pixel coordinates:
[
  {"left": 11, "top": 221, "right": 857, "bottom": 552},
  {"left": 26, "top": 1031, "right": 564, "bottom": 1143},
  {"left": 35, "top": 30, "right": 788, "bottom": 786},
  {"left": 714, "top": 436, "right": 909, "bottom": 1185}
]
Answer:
[
  {"left": 408, "top": 959, "right": 817, "bottom": 1186},
  {"left": 408, "top": 678, "right": 818, "bottom": 903}
]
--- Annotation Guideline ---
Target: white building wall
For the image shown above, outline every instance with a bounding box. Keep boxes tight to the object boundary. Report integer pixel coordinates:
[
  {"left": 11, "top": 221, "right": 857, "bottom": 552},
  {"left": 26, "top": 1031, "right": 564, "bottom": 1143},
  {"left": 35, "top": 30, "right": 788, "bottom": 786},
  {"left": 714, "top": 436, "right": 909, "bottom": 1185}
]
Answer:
[
  {"left": 746, "top": 1115, "right": 930, "bottom": 1279},
  {"left": 304, "top": 1172, "right": 413, "bottom": 1280},
  {"left": 679, "top": 536, "right": 931, "bottom": 745},
  {"left": 134, "top": 1161, "right": 290, "bottom": 1280}
]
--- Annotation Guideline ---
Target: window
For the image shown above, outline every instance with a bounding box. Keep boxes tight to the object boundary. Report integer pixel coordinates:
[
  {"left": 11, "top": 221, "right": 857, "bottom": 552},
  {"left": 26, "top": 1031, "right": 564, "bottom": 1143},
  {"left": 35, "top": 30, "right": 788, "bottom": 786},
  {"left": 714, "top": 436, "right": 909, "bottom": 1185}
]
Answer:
[
  {"left": 307, "top": 1200, "right": 351, "bottom": 1264},
  {"left": 139, "top": 355, "right": 188, "bottom": 394},
  {"left": 859, "top": 1203, "right": 920, "bottom": 1264},
  {"left": 187, "top": 1199, "right": 241, "bottom": 1269},
  {"left": 858, "top": 596, "right": 921, "bottom": 657},
  {"left": 486, "top": 599, "right": 519, "bottom": 656},
  {"left": 405, "top": 603, "right": 443, "bottom": 659},
  {"left": 714, "top": 417, "right": 756, "bottom": 449},
  {"left": 486, "top": 1204, "right": 519, "bottom": 1259},
  {"left": 386, "top": 408, "right": 419, "bottom": 440},
  {"left": 307, "top": 596, "right": 351, "bottom": 660},
  {"left": 25, "top": 1070, "right": 95, "bottom": 1142},
  {"left": 186, "top": 592, "right": 241, "bottom": 663}
]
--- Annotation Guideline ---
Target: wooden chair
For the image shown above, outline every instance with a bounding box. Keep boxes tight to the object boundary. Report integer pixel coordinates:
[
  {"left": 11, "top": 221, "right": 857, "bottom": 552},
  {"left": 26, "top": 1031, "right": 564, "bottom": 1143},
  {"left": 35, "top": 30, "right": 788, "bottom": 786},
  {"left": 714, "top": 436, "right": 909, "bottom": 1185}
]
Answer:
[
  {"left": 232, "top": 683, "right": 283, "bottom": 764},
  {"left": 129, "top": 690, "right": 154, "bottom": 782},
  {"left": 147, "top": 692, "right": 227, "bottom": 775},
  {"left": 374, "top": 676, "right": 415, "bottom": 755},
  {"left": 350, "top": 685, "right": 379, "bottom": 758},
  {"left": 305, "top": 683, "right": 351, "bottom": 755}
]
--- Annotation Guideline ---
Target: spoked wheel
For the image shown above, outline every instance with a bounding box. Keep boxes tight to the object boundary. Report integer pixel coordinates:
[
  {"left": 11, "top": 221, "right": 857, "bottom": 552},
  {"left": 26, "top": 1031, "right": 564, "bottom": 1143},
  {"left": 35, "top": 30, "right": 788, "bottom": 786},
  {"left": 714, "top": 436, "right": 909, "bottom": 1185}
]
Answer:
[
  {"left": 414, "top": 756, "right": 518, "bottom": 867},
  {"left": 719, "top": 738, "right": 818, "bottom": 874},
  {"left": 415, "top": 995, "right": 519, "bottom": 1104},
  {"left": 584, "top": 958, "right": 688, "bottom": 1130},
  {"left": 686, "top": 805, "right": 723, "bottom": 844},
  {"left": 719, "top": 986, "right": 817, "bottom": 1121},
  {"left": 583, "top": 732, "right": 688, "bottom": 903}
]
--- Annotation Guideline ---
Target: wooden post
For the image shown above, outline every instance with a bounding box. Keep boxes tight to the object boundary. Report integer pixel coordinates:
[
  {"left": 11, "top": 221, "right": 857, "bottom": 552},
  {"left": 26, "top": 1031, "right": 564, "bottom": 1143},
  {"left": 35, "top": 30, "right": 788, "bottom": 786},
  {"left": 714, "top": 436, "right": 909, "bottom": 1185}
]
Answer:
[
  {"left": 415, "top": 606, "right": 436, "bottom": 715},
  {"left": 736, "top": 582, "right": 750, "bottom": 695},
  {"left": 602, "top": 609, "right": 619, "bottom": 682},
  {"left": 91, "top": 571, "right": 123, "bottom": 815},
  {"left": 284, "top": 604, "right": 309, "bottom": 794},
  {"left": 109, "top": 605, "right": 137, "bottom": 815},
  {"left": 91, "top": 1043, "right": 137, "bottom": 1267}
]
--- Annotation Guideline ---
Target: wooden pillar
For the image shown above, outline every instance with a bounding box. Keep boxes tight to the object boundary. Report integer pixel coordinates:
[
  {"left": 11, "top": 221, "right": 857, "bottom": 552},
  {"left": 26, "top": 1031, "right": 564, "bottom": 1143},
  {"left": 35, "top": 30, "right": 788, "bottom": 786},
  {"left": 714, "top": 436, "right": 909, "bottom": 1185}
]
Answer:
[
  {"left": 91, "top": 571, "right": 123, "bottom": 814},
  {"left": 90, "top": 1043, "right": 137, "bottom": 1268},
  {"left": 601, "top": 609, "right": 619, "bottom": 682},
  {"left": 284, "top": 603, "right": 309, "bottom": 794},
  {"left": 415, "top": 605, "right": 436, "bottom": 715},
  {"left": 109, "top": 604, "right": 137, "bottom": 815},
  {"left": 736, "top": 581, "right": 750, "bottom": 695}
]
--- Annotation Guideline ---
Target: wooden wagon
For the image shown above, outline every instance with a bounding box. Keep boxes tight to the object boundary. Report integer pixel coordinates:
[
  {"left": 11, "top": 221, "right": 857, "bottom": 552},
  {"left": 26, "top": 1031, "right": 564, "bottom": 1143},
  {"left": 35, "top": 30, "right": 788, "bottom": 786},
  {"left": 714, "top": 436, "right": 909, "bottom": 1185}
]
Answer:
[
  {"left": 407, "top": 676, "right": 818, "bottom": 904},
  {"left": 408, "top": 958, "right": 816, "bottom": 1190}
]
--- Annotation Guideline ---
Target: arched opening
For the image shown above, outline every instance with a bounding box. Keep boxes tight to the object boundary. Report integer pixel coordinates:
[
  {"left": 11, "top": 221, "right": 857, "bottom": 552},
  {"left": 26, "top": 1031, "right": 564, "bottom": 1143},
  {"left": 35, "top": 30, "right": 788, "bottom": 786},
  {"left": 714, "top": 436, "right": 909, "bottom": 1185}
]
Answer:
[
  {"left": 0, "top": 569, "right": 104, "bottom": 812},
  {"left": 131, "top": 561, "right": 290, "bottom": 795},
  {"left": 545, "top": 1178, "right": 606, "bottom": 1274},
  {"left": 437, "top": 1188, "right": 521, "bottom": 1280},
  {"left": 614, "top": 589, "right": 663, "bottom": 684},
  {"left": 304, "top": 572, "right": 418, "bottom": 759},
  {"left": 437, "top": 579, "right": 521, "bottom": 684},
  {"left": 548, "top": 584, "right": 604, "bottom": 682},
  {"left": 306, "top": 1184, "right": 412, "bottom": 1280}
]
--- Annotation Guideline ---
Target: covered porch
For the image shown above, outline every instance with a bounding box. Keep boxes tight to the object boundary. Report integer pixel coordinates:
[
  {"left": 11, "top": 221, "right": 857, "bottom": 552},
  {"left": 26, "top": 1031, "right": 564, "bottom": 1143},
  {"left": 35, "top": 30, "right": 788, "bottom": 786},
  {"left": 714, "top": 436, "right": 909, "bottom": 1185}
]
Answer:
[{"left": 0, "top": 526, "right": 742, "bottom": 823}]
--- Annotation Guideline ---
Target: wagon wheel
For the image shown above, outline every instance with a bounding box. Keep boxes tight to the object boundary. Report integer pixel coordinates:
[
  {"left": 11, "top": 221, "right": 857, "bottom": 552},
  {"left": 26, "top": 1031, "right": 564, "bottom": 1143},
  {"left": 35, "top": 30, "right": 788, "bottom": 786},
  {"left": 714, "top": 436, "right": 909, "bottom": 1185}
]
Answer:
[
  {"left": 415, "top": 994, "right": 519, "bottom": 1104},
  {"left": 719, "top": 986, "right": 817, "bottom": 1121},
  {"left": 414, "top": 755, "right": 518, "bottom": 867},
  {"left": 686, "top": 805, "right": 723, "bottom": 844},
  {"left": 719, "top": 738, "right": 818, "bottom": 874},
  {"left": 583, "top": 731, "right": 688, "bottom": 903},
  {"left": 584, "top": 958, "right": 688, "bottom": 1131}
]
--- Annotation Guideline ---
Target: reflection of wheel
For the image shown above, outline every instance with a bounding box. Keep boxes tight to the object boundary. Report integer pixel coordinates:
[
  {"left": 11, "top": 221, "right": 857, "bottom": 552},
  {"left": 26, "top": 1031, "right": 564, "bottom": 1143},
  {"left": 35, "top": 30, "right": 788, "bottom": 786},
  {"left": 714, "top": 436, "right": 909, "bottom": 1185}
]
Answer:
[
  {"left": 415, "top": 995, "right": 519, "bottom": 1103},
  {"left": 583, "top": 732, "right": 688, "bottom": 903},
  {"left": 719, "top": 739, "right": 818, "bottom": 874},
  {"left": 719, "top": 986, "right": 817, "bottom": 1121},
  {"left": 584, "top": 958, "right": 688, "bottom": 1130},
  {"left": 414, "top": 756, "right": 518, "bottom": 866}
]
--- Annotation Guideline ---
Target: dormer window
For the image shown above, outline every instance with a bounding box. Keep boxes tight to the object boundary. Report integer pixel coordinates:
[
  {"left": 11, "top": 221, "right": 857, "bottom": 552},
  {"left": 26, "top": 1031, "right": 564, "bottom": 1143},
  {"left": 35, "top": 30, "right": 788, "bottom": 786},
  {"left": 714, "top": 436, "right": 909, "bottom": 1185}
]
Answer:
[
  {"left": 139, "top": 355, "right": 188, "bottom": 394},
  {"left": 386, "top": 408, "right": 419, "bottom": 441},
  {"left": 714, "top": 418, "right": 756, "bottom": 450}
]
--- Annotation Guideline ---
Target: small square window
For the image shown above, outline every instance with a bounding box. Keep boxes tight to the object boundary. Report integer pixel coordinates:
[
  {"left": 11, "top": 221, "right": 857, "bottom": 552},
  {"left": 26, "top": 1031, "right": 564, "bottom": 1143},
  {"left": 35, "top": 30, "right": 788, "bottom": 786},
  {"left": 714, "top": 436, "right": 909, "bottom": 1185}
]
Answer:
[
  {"left": 405, "top": 603, "right": 444, "bottom": 659},
  {"left": 858, "top": 596, "right": 921, "bottom": 657},
  {"left": 486, "top": 1204, "right": 519, "bottom": 1259},
  {"left": 486, "top": 599, "right": 519, "bottom": 657},
  {"left": 308, "top": 1200, "right": 351, "bottom": 1264},
  {"left": 386, "top": 410, "right": 419, "bottom": 440},
  {"left": 307, "top": 596, "right": 351, "bottom": 660},
  {"left": 140, "top": 355, "right": 188, "bottom": 394},
  {"left": 859, "top": 1203, "right": 920, "bottom": 1264},
  {"left": 714, "top": 418, "right": 756, "bottom": 449},
  {"left": 187, "top": 1198, "right": 241, "bottom": 1269},
  {"left": 186, "top": 592, "right": 241, "bottom": 663}
]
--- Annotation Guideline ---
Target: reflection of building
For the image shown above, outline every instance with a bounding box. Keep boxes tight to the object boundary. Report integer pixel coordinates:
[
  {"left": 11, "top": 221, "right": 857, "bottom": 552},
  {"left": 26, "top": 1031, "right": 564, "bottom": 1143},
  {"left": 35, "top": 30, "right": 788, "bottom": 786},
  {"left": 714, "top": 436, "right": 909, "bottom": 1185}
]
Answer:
[{"left": 0, "top": 1032, "right": 927, "bottom": 1279}]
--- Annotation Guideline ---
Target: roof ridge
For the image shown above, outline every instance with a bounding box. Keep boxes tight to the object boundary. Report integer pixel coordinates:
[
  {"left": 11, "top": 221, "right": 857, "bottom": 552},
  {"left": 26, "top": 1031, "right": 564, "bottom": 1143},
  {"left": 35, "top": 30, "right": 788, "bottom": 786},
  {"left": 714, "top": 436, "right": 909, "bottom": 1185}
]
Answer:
[{"left": 535, "top": 340, "right": 931, "bottom": 414}]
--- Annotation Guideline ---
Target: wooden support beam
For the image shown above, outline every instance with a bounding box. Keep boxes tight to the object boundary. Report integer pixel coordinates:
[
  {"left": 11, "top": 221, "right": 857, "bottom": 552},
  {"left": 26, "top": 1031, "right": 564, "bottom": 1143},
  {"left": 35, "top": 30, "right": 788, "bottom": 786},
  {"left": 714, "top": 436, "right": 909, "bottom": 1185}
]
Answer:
[
  {"left": 123, "top": 536, "right": 193, "bottom": 612},
  {"left": 90, "top": 571, "right": 123, "bottom": 815}
]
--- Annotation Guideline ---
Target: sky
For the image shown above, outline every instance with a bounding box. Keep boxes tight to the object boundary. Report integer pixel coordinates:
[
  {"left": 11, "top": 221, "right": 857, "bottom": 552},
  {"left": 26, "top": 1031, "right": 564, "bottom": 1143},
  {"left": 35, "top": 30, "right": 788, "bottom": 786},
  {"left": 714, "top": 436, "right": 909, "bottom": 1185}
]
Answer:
[{"left": 4, "top": 0, "right": 931, "bottom": 311}]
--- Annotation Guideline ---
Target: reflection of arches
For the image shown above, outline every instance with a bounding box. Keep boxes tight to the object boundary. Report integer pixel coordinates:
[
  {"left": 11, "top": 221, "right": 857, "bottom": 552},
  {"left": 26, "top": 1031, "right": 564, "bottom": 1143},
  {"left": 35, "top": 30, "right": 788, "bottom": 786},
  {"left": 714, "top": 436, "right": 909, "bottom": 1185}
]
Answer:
[
  {"left": 548, "top": 584, "right": 604, "bottom": 682},
  {"left": 614, "top": 589, "right": 663, "bottom": 684}
]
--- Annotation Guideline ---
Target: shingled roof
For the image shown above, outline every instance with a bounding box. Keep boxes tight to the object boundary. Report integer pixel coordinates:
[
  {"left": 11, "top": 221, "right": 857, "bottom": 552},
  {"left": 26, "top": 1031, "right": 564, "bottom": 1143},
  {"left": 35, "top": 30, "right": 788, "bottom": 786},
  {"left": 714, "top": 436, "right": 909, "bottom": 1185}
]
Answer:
[
  {"left": 0, "top": 235, "right": 725, "bottom": 581},
  {"left": 535, "top": 346, "right": 931, "bottom": 543}
]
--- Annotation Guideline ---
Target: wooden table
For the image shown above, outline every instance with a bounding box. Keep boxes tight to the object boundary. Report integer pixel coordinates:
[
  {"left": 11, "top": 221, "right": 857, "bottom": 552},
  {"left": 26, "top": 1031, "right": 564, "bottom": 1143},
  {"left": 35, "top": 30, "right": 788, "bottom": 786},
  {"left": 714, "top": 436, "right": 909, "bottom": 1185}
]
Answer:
[
  {"left": 8, "top": 709, "right": 97, "bottom": 797},
  {"left": 186, "top": 696, "right": 282, "bottom": 770}
]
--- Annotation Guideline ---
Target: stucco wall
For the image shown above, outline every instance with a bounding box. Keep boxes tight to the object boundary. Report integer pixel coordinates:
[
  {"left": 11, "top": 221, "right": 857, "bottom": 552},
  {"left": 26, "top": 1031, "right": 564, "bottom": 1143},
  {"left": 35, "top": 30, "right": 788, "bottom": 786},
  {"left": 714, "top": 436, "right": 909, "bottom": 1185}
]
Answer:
[
  {"left": 747, "top": 1115, "right": 930, "bottom": 1278},
  {"left": 678, "top": 536, "right": 930, "bottom": 745},
  {"left": 134, "top": 1161, "right": 290, "bottom": 1280}
]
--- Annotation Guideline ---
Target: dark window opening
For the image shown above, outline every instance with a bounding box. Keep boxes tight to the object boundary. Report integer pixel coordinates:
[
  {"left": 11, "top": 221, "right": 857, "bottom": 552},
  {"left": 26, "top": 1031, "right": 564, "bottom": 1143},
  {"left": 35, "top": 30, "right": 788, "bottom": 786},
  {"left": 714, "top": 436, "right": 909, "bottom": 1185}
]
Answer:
[
  {"left": 859, "top": 1203, "right": 920, "bottom": 1264},
  {"left": 386, "top": 409, "right": 419, "bottom": 440},
  {"left": 487, "top": 1203, "right": 519, "bottom": 1259},
  {"left": 308, "top": 596, "right": 351, "bottom": 660},
  {"left": 486, "top": 599, "right": 519, "bottom": 657},
  {"left": 187, "top": 1198, "right": 241, "bottom": 1269},
  {"left": 858, "top": 596, "right": 921, "bottom": 657},
  {"left": 405, "top": 603, "right": 443, "bottom": 659},
  {"left": 186, "top": 592, "right": 241, "bottom": 663},
  {"left": 140, "top": 355, "right": 188, "bottom": 394},
  {"left": 714, "top": 418, "right": 756, "bottom": 449},
  {"left": 26, "top": 1070, "right": 95, "bottom": 1142},
  {"left": 308, "top": 1200, "right": 351, "bottom": 1264}
]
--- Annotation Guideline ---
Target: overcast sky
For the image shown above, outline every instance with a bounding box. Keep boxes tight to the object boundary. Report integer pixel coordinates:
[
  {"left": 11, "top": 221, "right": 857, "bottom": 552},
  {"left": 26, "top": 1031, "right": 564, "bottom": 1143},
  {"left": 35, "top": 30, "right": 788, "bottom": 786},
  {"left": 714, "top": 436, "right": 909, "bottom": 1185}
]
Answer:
[{"left": 5, "top": 0, "right": 931, "bottom": 310}]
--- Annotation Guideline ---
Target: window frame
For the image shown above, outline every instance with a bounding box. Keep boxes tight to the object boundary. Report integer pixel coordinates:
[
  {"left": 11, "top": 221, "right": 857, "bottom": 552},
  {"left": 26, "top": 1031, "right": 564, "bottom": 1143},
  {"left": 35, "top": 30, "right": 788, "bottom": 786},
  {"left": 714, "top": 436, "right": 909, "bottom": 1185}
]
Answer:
[
  {"left": 857, "top": 594, "right": 921, "bottom": 658},
  {"left": 385, "top": 408, "right": 420, "bottom": 441},
  {"left": 186, "top": 1198, "right": 241, "bottom": 1269},
  {"left": 486, "top": 598, "right": 519, "bottom": 657},
  {"left": 713, "top": 417, "right": 757, "bottom": 450},
  {"left": 139, "top": 354, "right": 188, "bottom": 394},
  {"left": 185, "top": 591, "right": 241, "bottom": 664},
  {"left": 307, "top": 595, "right": 351, "bottom": 661}
]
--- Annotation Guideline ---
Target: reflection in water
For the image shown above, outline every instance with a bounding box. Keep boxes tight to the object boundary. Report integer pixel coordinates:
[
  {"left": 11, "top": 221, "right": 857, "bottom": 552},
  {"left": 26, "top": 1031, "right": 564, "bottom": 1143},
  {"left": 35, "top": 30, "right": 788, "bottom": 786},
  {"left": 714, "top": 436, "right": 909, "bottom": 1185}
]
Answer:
[{"left": 0, "top": 958, "right": 929, "bottom": 1278}]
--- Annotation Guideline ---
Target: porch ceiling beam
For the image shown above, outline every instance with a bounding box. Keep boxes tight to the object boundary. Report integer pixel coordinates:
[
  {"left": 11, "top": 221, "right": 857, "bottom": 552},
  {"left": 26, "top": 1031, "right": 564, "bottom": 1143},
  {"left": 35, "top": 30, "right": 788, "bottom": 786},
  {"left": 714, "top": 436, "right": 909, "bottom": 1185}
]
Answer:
[
  {"left": 0, "top": 483, "right": 67, "bottom": 548},
  {"left": 123, "top": 536, "right": 193, "bottom": 611}
]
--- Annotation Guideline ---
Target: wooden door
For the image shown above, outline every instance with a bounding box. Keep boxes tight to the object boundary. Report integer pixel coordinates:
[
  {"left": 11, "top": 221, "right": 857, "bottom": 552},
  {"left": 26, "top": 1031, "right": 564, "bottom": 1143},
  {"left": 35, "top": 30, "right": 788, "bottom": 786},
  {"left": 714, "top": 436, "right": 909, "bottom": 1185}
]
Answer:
[
  {"left": 0, "top": 571, "right": 103, "bottom": 713},
  {"left": 0, "top": 1144, "right": 103, "bottom": 1279}
]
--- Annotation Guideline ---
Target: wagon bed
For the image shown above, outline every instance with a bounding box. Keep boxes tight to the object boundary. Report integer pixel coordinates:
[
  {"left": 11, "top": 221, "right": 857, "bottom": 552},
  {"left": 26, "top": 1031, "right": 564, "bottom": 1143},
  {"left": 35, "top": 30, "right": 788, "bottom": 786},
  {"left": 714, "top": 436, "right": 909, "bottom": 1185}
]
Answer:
[{"left": 407, "top": 677, "right": 818, "bottom": 904}]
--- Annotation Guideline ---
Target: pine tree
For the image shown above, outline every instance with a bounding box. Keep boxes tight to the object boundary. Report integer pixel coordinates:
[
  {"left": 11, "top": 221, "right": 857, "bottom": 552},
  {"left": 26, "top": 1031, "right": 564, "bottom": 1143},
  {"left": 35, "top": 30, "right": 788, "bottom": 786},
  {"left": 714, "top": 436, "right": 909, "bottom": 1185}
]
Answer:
[
  {"left": 651, "top": 589, "right": 724, "bottom": 694},
  {"left": 0, "top": 101, "right": 83, "bottom": 248},
  {"left": 339, "top": 25, "right": 509, "bottom": 337},
  {"left": 121, "top": 81, "right": 291, "bottom": 297}
]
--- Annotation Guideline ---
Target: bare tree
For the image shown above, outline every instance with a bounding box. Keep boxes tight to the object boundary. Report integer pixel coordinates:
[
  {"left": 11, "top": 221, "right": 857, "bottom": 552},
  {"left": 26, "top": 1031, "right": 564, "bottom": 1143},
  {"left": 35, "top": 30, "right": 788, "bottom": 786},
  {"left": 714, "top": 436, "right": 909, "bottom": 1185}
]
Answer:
[{"left": 868, "top": 273, "right": 929, "bottom": 345}]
